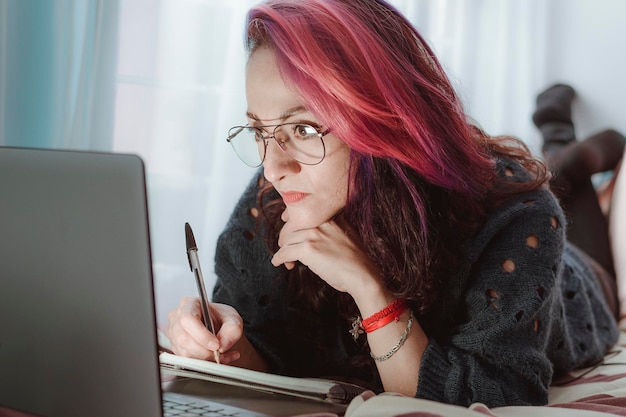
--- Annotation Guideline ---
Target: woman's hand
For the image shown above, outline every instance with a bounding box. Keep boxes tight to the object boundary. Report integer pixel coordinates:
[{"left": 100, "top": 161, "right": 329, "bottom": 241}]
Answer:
[
  {"left": 166, "top": 297, "right": 243, "bottom": 364},
  {"left": 271, "top": 209, "right": 384, "bottom": 301}
]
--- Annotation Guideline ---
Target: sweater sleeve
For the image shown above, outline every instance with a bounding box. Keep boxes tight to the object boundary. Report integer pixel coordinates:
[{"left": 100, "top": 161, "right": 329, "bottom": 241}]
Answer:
[{"left": 416, "top": 188, "right": 618, "bottom": 407}]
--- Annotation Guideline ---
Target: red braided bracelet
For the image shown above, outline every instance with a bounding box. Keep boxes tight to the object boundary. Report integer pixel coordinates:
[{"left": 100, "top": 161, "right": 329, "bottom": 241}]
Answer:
[
  {"left": 362, "top": 307, "right": 407, "bottom": 333},
  {"left": 360, "top": 299, "right": 407, "bottom": 333}
]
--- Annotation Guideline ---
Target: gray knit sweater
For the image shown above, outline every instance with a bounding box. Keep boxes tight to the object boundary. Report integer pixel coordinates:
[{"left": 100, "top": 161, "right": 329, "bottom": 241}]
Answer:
[{"left": 212, "top": 161, "right": 619, "bottom": 408}]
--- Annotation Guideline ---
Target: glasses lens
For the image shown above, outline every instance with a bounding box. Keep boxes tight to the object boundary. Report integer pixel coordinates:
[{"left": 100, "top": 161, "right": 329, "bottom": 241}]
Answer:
[
  {"left": 275, "top": 123, "right": 325, "bottom": 165},
  {"left": 227, "top": 123, "right": 326, "bottom": 167},
  {"left": 227, "top": 126, "right": 264, "bottom": 167}
]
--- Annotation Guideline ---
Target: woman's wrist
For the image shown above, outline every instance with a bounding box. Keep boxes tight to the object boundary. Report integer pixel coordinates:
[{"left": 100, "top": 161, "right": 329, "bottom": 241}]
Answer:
[
  {"left": 351, "top": 278, "right": 397, "bottom": 319},
  {"left": 231, "top": 334, "right": 269, "bottom": 372}
]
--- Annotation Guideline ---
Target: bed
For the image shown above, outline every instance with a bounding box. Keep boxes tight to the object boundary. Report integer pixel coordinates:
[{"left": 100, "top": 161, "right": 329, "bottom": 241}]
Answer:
[{"left": 327, "top": 320, "right": 626, "bottom": 417}]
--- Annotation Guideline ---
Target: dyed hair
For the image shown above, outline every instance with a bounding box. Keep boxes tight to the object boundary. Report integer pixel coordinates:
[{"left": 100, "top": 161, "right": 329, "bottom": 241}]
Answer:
[{"left": 246, "top": 0, "right": 547, "bottom": 315}]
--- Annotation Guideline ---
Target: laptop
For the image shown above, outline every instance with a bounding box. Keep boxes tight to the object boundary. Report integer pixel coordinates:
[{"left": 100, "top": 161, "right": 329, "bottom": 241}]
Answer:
[{"left": 0, "top": 147, "right": 276, "bottom": 417}]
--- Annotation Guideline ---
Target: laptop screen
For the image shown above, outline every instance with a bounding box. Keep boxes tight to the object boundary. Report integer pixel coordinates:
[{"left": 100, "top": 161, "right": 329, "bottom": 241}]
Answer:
[{"left": 0, "top": 147, "right": 163, "bottom": 417}]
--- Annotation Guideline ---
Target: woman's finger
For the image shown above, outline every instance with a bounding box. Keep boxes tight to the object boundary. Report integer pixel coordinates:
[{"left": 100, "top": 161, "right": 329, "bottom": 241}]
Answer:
[{"left": 167, "top": 297, "right": 220, "bottom": 359}]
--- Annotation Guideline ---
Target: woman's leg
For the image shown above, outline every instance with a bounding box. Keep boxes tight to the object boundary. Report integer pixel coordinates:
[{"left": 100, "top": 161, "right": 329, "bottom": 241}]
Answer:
[
  {"left": 551, "top": 130, "right": 625, "bottom": 279},
  {"left": 533, "top": 84, "right": 626, "bottom": 280}
]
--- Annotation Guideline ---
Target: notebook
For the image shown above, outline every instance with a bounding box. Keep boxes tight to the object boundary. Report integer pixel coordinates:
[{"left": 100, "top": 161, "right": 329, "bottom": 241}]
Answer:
[{"left": 0, "top": 147, "right": 282, "bottom": 417}]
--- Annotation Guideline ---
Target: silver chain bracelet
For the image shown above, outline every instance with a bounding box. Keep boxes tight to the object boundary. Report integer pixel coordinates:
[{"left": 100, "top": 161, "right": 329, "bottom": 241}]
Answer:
[{"left": 369, "top": 310, "right": 414, "bottom": 362}]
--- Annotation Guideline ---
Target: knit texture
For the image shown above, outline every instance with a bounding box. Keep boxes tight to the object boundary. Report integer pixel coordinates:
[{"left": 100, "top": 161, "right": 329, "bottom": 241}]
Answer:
[{"left": 212, "top": 161, "right": 619, "bottom": 407}]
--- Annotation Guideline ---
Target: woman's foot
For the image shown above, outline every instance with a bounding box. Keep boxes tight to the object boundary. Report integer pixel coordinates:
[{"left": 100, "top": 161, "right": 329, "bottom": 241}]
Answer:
[
  {"left": 533, "top": 84, "right": 577, "bottom": 152},
  {"left": 532, "top": 84, "right": 576, "bottom": 126}
]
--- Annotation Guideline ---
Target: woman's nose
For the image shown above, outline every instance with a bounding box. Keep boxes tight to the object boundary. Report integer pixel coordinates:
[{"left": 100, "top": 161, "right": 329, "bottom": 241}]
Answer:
[{"left": 262, "top": 139, "right": 300, "bottom": 183}]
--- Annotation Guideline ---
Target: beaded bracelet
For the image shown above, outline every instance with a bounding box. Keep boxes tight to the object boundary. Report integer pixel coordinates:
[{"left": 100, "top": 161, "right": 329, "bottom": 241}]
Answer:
[{"left": 370, "top": 310, "right": 414, "bottom": 362}]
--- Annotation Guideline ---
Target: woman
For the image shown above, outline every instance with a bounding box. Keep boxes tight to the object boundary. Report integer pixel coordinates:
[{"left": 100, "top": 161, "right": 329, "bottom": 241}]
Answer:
[{"left": 167, "top": 0, "right": 619, "bottom": 407}]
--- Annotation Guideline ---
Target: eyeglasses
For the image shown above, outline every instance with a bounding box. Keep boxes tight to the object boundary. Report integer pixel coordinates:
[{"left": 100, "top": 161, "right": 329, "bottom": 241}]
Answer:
[{"left": 226, "top": 123, "right": 331, "bottom": 167}]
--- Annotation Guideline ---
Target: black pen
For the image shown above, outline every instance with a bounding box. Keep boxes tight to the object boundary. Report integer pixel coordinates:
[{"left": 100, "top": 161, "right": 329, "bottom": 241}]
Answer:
[{"left": 185, "top": 222, "right": 220, "bottom": 364}]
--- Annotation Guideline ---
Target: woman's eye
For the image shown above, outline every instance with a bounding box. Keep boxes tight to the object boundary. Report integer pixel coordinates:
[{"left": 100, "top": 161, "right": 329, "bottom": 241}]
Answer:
[{"left": 293, "top": 124, "right": 317, "bottom": 139}]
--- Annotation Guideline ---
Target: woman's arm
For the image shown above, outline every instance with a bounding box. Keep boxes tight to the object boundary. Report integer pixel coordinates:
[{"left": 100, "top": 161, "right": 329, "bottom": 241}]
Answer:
[{"left": 272, "top": 211, "right": 429, "bottom": 395}]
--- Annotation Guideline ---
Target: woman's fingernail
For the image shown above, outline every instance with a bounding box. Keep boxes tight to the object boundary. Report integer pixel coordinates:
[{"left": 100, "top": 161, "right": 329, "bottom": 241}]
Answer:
[{"left": 208, "top": 341, "right": 219, "bottom": 350}]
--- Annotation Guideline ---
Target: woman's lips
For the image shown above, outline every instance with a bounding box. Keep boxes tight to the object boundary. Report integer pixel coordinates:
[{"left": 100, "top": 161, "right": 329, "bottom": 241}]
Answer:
[{"left": 281, "top": 191, "right": 309, "bottom": 204}]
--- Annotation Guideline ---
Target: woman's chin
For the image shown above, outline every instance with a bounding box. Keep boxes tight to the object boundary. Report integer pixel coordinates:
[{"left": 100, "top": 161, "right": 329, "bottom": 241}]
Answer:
[{"left": 286, "top": 211, "right": 331, "bottom": 230}]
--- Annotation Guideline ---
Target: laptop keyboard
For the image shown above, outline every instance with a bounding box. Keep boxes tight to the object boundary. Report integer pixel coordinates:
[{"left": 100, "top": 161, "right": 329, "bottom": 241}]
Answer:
[{"left": 163, "top": 392, "right": 272, "bottom": 417}]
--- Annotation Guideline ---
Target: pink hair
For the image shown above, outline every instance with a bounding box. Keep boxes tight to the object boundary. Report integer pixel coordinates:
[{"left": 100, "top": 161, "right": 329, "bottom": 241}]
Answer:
[{"left": 246, "top": 0, "right": 493, "bottom": 196}]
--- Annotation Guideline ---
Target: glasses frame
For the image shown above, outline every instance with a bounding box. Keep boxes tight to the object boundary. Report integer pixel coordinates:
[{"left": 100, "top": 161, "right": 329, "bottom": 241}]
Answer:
[{"left": 226, "top": 122, "right": 331, "bottom": 167}]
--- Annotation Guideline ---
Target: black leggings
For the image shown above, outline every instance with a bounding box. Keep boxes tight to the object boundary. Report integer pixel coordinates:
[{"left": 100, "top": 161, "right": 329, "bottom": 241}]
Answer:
[{"left": 542, "top": 125, "right": 625, "bottom": 317}]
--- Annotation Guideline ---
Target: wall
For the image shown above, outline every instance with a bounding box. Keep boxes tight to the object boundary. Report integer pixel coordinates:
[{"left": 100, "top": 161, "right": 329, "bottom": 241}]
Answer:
[{"left": 543, "top": 0, "right": 626, "bottom": 141}]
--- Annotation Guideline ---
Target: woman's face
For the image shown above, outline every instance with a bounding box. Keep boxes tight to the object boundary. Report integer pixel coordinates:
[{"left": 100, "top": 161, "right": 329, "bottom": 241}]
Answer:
[{"left": 245, "top": 47, "right": 351, "bottom": 230}]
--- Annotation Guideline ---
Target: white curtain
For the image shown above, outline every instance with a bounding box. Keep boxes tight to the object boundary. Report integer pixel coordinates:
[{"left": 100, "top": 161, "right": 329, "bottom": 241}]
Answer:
[
  {"left": 112, "top": 0, "right": 552, "bottom": 324},
  {"left": 391, "top": 0, "right": 550, "bottom": 155},
  {"left": 0, "top": 0, "right": 119, "bottom": 150}
]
